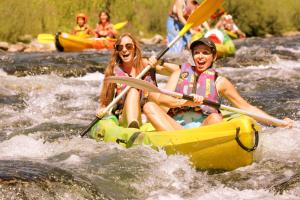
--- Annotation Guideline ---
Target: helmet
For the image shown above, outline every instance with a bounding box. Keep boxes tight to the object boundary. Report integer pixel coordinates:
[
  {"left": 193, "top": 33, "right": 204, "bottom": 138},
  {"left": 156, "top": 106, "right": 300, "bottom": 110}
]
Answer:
[
  {"left": 190, "top": 37, "right": 217, "bottom": 55},
  {"left": 76, "top": 13, "right": 88, "bottom": 22}
]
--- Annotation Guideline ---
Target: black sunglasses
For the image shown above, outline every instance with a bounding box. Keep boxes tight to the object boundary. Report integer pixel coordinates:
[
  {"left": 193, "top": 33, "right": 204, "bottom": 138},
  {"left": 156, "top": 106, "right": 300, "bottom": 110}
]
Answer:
[
  {"left": 192, "top": 0, "right": 199, "bottom": 5},
  {"left": 115, "top": 43, "right": 134, "bottom": 51}
]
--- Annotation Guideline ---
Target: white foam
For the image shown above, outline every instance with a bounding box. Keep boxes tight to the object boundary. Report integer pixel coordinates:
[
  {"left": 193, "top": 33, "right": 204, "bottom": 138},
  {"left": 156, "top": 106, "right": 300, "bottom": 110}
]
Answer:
[
  {"left": 257, "top": 123, "right": 300, "bottom": 161},
  {"left": 70, "top": 72, "right": 104, "bottom": 81},
  {"left": 0, "top": 135, "right": 99, "bottom": 161}
]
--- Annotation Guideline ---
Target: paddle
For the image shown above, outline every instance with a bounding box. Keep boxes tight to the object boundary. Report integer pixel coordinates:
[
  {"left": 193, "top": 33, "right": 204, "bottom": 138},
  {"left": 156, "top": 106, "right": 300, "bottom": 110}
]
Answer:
[
  {"left": 113, "top": 21, "right": 128, "bottom": 30},
  {"left": 37, "top": 21, "right": 129, "bottom": 44},
  {"left": 37, "top": 34, "right": 55, "bottom": 44},
  {"left": 105, "top": 76, "right": 293, "bottom": 127},
  {"left": 79, "top": 0, "right": 225, "bottom": 137}
]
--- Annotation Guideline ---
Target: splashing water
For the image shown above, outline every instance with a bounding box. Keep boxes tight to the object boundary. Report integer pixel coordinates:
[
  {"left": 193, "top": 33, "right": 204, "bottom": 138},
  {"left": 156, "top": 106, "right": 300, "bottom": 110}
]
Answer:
[{"left": 0, "top": 36, "right": 300, "bottom": 199}]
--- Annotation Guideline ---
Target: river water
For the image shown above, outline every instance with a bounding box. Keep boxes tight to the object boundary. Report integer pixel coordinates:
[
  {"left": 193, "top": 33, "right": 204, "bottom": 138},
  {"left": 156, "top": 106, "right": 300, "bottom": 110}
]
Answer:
[{"left": 0, "top": 36, "right": 300, "bottom": 200}]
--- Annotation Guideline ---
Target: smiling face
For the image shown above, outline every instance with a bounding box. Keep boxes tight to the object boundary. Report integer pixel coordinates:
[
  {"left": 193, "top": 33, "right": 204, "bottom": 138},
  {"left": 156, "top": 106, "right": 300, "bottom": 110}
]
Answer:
[
  {"left": 192, "top": 44, "right": 216, "bottom": 73},
  {"left": 77, "top": 17, "right": 85, "bottom": 26},
  {"left": 100, "top": 12, "right": 109, "bottom": 23},
  {"left": 117, "top": 36, "right": 135, "bottom": 64}
]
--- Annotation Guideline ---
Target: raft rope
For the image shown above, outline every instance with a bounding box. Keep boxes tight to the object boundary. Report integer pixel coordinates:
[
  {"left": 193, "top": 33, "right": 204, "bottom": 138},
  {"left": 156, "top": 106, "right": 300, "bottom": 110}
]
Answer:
[
  {"left": 115, "top": 132, "right": 142, "bottom": 148},
  {"left": 235, "top": 124, "right": 259, "bottom": 152}
]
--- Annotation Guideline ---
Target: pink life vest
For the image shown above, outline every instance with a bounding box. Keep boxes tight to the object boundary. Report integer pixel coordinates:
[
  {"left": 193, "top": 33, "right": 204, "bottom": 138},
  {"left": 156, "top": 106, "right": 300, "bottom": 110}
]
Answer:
[
  {"left": 113, "top": 64, "right": 156, "bottom": 108},
  {"left": 95, "top": 23, "right": 116, "bottom": 38},
  {"left": 169, "top": 63, "right": 220, "bottom": 116}
]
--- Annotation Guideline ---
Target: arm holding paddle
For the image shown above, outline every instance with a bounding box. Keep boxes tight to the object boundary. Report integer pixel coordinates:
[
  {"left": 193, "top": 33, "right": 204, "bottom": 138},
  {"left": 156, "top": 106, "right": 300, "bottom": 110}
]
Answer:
[
  {"left": 217, "top": 76, "right": 294, "bottom": 127},
  {"left": 106, "top": 76, "right": 295, "bottom": 130},
  {"left": 106, "top": 36, "right": 294, "bottom": 129},
  {"left": 79, "top": 0, "right": 225, "bottom": 136},
  {"left": 148, "top": 56, "right": 181, "bottom": 92}
]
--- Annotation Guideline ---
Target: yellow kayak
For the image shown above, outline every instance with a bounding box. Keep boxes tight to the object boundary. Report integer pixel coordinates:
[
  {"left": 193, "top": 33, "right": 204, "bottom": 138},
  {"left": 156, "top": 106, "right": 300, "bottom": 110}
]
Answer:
[
  {"left": 90, "top": 112, "right": 261, "bottom": 171},
  {"left": 55, "top": 32, "right": 116, "bottom": 52}
]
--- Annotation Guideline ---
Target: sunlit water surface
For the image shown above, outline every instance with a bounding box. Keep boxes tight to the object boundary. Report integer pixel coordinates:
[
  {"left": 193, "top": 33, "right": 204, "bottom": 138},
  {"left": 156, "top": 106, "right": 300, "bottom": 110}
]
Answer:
[{"left": 0, "top": 36, "right": 300, "bottom": 199}]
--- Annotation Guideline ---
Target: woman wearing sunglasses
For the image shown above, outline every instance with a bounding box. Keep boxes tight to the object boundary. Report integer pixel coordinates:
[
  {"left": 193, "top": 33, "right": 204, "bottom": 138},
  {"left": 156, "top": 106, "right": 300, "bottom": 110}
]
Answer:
[
  {"left": 143, "top": 38, "right": 293, "bottom": 131},
  {"left": 98, "top": 33, "right": 180, "bottom": 128}
]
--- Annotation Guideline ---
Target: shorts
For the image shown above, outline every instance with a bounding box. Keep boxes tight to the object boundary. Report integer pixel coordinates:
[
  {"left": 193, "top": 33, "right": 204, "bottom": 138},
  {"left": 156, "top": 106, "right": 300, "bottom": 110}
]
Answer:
[{"left": 173, "top": 111, "right": 207, "bottom": 129}]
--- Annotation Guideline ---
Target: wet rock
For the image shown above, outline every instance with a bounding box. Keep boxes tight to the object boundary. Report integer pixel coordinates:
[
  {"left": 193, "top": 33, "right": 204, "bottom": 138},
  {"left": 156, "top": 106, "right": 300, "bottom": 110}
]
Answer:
[
  {"left": 0, "top": 160, "right": 106, "bottom": 199},
  {"left": 271, "top": 49, "right": 300, "bottom": 60},
  {"left": 8, "top": 43, "right": 27, "bottom": 52},
  {"left": 0, "top": 94, "right": 24, "bottom": 105},
  {"left": 0, "top": 42, "right": 9, "bottom": 51},
  {"left": 283, "top": 31, "right": 300, "bottom": 37},
  {"left": 0, "top": 51, "right": 108, "bottom": 77},
  {"left": 17, "top": 34, "right": 33, "bottom": 44},
  {"left": 269, "top": 173, "right": 300, "bottom": 194},
  {"left": 140, "top": 34, "right": 164, "bottom": 45},
  {"left": 236, "top": 47, "right": 276, "bottom": 66},
  {"left": 25, "top": 39, "right": 56, "bottom": 52},
  {"left": 216, "top": 46, "right": 277, "bottom": 68}
]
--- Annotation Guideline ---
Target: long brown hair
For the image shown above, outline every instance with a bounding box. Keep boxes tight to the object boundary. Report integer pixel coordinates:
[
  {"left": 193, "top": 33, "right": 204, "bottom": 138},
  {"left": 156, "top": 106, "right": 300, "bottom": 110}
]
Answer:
[
  {"left": 98, "top": 10, "right": 110, "bottom": 23},
  {"left": 99, "top": 33, "right": 144, "bottom": 107}
]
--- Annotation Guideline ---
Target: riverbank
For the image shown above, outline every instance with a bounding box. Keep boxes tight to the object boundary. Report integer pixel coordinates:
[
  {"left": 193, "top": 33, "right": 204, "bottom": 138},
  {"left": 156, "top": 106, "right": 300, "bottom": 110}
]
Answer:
[
  {"left": 1, "top": 35, "right": 299, "bottom": 77},
  {"left": 1, "top": 32, "right": 300, "bottom": 53}
]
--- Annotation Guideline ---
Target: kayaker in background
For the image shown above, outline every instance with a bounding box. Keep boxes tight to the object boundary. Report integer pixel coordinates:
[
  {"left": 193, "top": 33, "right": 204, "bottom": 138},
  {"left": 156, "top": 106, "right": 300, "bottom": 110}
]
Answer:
[
  {"left": 95, "top": 10, "right": 118, "bottom": 38},
  {"left": 98, "top": 33, "right": 180, "bottom": 129},
  {"left": 144, "top": 38, "right": 293, "bottom": 131},
  {"left": 190, "top": 21, "right": 210, "bottom": 38},
  {"left": 71, "top": 13, "right": 96, "bottom": 37},
  {"left": 215, "top": 14, "right": 246, "bottom": 39},
  {"left": 167, "top": 0, "right": 199, "bottom": 53}
]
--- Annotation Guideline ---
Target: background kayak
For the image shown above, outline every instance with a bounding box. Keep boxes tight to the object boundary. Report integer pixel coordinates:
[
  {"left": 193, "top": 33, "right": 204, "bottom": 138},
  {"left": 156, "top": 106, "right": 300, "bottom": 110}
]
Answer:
[
  {"left": 192, "top": 28, "right": 236, "bottom": 57},
  {"left": 55, "top": 32, "right": 116, "bottom": 52},
  {"left": 37, "top": 21, "right": 128, "bottom": 44}
]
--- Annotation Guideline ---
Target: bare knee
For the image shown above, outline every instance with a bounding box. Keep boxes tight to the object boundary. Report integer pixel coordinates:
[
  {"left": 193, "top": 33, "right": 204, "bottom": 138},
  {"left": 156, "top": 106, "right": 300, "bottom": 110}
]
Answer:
[
  {"left": 128, "top": 88, "right": 139, "bottom": 96},
  {"left": 143, "top": 102, "right": 159, "bottom": 115}
]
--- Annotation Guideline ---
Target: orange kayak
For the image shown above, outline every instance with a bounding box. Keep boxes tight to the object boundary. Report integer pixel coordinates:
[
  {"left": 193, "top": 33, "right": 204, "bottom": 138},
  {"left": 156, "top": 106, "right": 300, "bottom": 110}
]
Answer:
[{"left": 55, "top": 32, "right": 116, "bottom": 52}]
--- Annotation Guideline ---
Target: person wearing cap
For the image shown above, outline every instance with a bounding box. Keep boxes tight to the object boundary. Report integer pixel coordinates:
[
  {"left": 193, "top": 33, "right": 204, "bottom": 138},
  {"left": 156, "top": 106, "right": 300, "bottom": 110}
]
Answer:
[
  {"left": 167, "top": 0, "right": 200, "bottom": 53},
  {"left": 143, "top": 38, "right": 293, "bottom": 131},
  {"left": 71, "top": 13, "right": 96, "bottom": 37}
]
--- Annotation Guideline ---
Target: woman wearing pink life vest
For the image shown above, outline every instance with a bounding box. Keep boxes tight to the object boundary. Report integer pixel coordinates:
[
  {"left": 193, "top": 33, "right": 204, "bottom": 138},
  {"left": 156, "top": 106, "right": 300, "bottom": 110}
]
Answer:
[
  {"left": 98, "top": 33, "right": 179, "bottom": 128},
  {"left": 95, "top": 10, "right": 118, "bottom": 38},
  {"left": 144, "top": 38, "right": 293, "bottom": 131}
]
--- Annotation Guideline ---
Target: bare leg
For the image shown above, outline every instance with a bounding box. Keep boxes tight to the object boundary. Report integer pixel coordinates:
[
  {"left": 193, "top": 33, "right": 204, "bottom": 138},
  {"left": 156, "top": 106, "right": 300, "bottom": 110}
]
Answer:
[
  {"left": 123, "top": 88, "right": 141, "bottom": 128},
  {"left": 143, "top": 102, "right": 183, "bottom": 131},
  {"left": 202, "top": 113, "right": 223, "bottom": 126}
]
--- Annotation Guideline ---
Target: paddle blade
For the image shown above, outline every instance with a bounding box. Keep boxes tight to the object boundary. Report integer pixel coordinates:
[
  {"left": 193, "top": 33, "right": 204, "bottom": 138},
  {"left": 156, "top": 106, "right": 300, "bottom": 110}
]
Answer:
[
  {"left": 179, "top": 0, "right": 224, "bottom": 36},
  {"left": 105, "top": 76, "right": 160, "bottom": 93},
  {"left": 37, "top": 34, "right": 55, "bottom": 44},
  {"left": 113, "top": 21, "right": 128, "bottom": 30}
]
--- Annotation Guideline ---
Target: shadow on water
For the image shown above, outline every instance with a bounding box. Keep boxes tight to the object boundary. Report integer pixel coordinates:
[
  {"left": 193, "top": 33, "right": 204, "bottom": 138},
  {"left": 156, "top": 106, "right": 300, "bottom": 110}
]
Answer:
[
  {"left": 270, "top": 173, "right": 300, "bottom": 194},
  {"left": 0, "top": 160, "right": 108, "bottom": 200},
  {"left": 0, "top": 51, "right": 111, "bottom": 77}
]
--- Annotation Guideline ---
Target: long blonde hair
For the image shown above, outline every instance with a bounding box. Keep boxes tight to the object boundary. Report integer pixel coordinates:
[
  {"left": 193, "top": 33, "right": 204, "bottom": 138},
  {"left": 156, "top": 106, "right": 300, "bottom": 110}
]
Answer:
[{"left": 99, "top": 33, "right": 144, "bottom": 107}]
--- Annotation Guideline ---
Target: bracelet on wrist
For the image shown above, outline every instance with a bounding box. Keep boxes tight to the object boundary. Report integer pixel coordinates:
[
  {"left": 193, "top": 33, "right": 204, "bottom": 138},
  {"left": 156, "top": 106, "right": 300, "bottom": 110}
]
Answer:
[{"left": 158, "top": 59, "right": 165, "bottom": 66}]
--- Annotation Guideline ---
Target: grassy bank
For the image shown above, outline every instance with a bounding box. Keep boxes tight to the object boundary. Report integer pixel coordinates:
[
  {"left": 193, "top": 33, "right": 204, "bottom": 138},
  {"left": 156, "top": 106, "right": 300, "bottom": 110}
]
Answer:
[
  {"left": 0, "top": 0, "right": 299, "bottom": 43},
  {"left": 224, "top": 0, "right": 300, "bottom": 36}
]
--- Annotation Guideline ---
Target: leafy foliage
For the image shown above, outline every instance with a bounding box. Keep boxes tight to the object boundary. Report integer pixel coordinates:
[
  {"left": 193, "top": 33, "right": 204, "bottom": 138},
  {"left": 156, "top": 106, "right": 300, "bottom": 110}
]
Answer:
[{"left": 0, "top": 0, "right": 299, "bottom": 42}]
